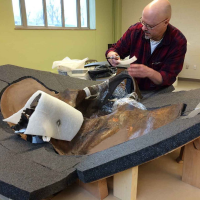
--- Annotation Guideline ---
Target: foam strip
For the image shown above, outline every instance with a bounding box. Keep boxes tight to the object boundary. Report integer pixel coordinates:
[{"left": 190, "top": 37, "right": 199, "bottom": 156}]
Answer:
[{"left": 118, "top": 56, "right": 137, "bottom": 66}]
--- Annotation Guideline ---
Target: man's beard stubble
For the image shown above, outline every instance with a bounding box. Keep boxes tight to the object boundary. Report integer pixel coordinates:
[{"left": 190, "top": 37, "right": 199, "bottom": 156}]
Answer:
[{"left": 144, "top": 31, "right": 150, "bottom": 39}]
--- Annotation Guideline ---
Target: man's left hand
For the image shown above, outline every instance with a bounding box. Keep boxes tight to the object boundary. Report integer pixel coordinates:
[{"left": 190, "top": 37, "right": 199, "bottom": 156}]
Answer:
[
  {"left": 128, "top": 64, "right": 163, "bottom": 85},
  {"left": 128, "top": 64, "right": 152, "bottom": 78}
]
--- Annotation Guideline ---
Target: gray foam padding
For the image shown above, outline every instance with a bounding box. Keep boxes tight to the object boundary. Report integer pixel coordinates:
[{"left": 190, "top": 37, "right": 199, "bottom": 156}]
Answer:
[
  {"left": 77, "top": 115, "right": 200, "bottom": 182},
  {"left": 77, "top": 89, "right": 200, "bottom": 182},
  {"left": 0, "top": 65, "right": 93, "bottom": 200},
  {"left": 141, "top": 85, "right": 175, "bottom": 99},
  {"left": 21, "top": 148, "right": 86, "bottom": 173},
  {"left": 0, "top": 81, "right": 8, "bottom": 110},
  {"left": 0, "top": 81, "right": 8, "bottom": 92},
  {"left": 0, "top": 149, "right": 77, "bottom": 200},
  {"left": 0, "top": 64, "right": 200, "bottom": 199},
  {"left": 0, "top": 64, "right": 97, "bottom": 92}
]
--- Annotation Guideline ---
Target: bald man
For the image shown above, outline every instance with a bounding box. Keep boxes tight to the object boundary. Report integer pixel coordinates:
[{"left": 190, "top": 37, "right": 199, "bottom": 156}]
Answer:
[{"left": 106, "top": 0, "right": 187, "bottom": 91}]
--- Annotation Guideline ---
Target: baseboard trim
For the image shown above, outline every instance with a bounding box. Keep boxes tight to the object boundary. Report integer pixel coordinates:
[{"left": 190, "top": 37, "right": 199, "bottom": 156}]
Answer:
[{"left": 178, "top": 77, "right": 200, "bottom": 82}]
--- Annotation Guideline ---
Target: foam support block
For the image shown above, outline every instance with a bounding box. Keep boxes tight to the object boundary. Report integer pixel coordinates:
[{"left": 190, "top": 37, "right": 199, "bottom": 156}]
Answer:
[
  {"left": 0, "top": 65, "right": 200, "bottom": 199},
  {"left": 77, "top": 89, "right": 200, "bottom": 182},
  {"left": 4, "top": 90, "right": 84, "bottom": 141},
  {"left": 77, "top": 116, "right": 200, "bottom": 182}
]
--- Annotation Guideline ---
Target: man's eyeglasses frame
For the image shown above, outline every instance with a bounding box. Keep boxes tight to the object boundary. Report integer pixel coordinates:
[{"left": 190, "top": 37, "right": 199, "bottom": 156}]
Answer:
[{"left": 139, "top": 17, "right": 168, "bottom": 30}]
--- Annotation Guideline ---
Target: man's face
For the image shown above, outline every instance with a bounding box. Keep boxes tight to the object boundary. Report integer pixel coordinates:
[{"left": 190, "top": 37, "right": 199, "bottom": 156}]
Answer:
[{"left": 140, "top": 16, "right": 167, "bottom": 41}]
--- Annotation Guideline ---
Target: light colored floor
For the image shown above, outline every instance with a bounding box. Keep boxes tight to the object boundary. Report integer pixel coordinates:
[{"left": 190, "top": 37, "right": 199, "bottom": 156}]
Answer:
[
  {"left": 173, "top": 79, "right": 200, "bottom": 92},
  {"left": 1, "top": 79, "right": 200, "bottom": 200}
]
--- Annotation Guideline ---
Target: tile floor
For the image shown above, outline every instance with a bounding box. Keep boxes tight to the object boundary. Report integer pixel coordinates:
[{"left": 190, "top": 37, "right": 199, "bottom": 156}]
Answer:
[{"left": 1, "top": 79, "right": 200, "bottom": 200}]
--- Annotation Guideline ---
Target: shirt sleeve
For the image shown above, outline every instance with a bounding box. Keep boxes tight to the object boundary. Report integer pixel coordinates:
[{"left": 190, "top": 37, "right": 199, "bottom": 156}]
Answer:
[
  {"left": 159, "top": 37, "right": 187, "bottom": 87},
  {"left": 137, "top": 35, "right": 187, "bottom": 91}
]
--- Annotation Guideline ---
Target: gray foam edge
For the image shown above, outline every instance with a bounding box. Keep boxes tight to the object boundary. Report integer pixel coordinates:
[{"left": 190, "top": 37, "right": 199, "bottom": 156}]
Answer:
[
  {"left": 0, "top": 168, "right": 77, "bottom": 200},
  {"left": 0, "top": 144, "right": 78, "bottom": 200},
  {"left": 77, "top": 114, "right": 200, "bottom": 183},
  {"left": 1, "top": 64, "right": 200, "bottom": 196}
]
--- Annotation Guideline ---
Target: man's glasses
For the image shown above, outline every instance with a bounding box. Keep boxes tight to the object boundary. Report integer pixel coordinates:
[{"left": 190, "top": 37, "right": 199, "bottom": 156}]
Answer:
[{"left": 139, "top": 17, "right": 168, "bottom": 30}]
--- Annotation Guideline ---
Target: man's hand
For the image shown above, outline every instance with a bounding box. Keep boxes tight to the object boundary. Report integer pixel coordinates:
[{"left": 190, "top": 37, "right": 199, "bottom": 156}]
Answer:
[
  {"left": 107, "top": 51, "right": 120, "bottom": 67},
  {"left": 128, "top": 64, "right": 163, "bottom": 85},
  {"left": 128, "top": 64, "right": 153, "bottom": 78}
]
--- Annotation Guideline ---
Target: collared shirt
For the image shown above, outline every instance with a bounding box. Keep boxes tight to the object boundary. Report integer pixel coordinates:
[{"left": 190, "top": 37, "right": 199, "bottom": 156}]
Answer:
[
  {"left": 150, "top": 38, "right": 163, "bottom": 54},
  {"left": 106, "top": 23, "right": 187, "bottom": 90}
]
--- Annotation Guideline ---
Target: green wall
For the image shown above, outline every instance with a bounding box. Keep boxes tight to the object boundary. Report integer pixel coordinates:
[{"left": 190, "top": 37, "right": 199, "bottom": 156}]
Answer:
[
  {"left": 0, "top": 0, "right": 115, "bottom": 72},
  {"left": 113, "top": 0, "right": 122, "bottom": 42}
]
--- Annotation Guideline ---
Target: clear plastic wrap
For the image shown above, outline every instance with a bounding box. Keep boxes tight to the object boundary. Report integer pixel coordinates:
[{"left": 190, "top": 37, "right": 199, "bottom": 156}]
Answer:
[
  {"left": 112, "top": 80, "right": 128, "bottom": 99},
  {"left": 98, "top": 80, "right": 146, "bottom": 114},
  {"left": 97, "top": 80, "right": 110, "bottom": 103},
  {"left": 112, "top": 93, "right": 146, "bottom": 111},
  {"left": 99, "top": 81, "right": 128, "bottom": 114},
  {"left": 85, "top": 79, "right": 146, "bottom": 117}
]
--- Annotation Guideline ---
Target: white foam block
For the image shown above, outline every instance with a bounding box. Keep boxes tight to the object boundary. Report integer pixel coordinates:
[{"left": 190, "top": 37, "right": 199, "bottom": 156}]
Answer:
[
  {"left": 4, "top": 90, "right": 84, "bottom": 141},
  {"left": 3, "top": 91, "right": 43, "bottom": 124}
]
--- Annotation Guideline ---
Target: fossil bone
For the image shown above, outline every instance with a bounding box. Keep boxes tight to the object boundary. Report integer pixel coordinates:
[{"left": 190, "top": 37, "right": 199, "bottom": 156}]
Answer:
[{"left": 1, "top": 73, "right": 184, "bottom": 155}]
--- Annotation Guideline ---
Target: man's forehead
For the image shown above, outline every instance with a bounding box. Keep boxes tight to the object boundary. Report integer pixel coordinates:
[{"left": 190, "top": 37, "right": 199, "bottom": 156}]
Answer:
[{"left": 142, "top": 11, "right": 162, "bottom": 24}]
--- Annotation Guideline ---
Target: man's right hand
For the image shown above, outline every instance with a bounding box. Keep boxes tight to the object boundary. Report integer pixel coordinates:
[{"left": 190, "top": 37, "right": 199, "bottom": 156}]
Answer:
[{"left": 106, "top": 52, "right": 120, "bottom": 67}]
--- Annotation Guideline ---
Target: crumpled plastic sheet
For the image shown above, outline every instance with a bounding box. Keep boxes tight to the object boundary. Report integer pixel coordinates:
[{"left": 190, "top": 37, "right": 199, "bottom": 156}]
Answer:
[
  {"left": 112, "top": 95, "right": 146, "bottom": 111},
  {"left": 112, "top": 80, "right": 128, "bottom": 99},
  {"left": 98, "top": 81, "right": 146, "bottom": 115}
]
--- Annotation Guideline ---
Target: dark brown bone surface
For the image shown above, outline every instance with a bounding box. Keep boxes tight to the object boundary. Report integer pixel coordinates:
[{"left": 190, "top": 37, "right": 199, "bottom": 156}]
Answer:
[
  {"left": 1, "top": 78, "right": 83, "bottom": 119},
  {"left": 1, "top": 72, "right": 139, "bottom": 119},
  {"left": 51, "top": 103, "right": 184, "bottom": 155},
  {"left": 1, "top": 75, "right": 184, "bottom": 155}
]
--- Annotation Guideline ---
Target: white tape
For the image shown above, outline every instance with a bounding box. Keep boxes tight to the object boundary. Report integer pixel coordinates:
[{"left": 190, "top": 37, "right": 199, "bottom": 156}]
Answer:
[
  {"left": 42, "top": 136, "right": 51, "bottom": 142},
  {"left": 83, "top": 87, "right": 91, "bottom": 98},
  {"left": 182, "top": 102, "right": 200, "bottom": 119},
  {"left": 195, "top": 102, "right": 200, "bottom": 110}
]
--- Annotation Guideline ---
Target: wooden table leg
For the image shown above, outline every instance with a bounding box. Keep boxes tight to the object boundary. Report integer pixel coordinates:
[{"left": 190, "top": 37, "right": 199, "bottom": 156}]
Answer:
[
  {"left": 176, "top": 146, "right": 185, "bottom": 163},
  {"left": 182, "top": 139, "right": 200, "bottom": 188},
  {"left": 113, "top": 166, "right": 138, "bottom": 200},
  {"left": 78, "top": 179, "right": 108, "bottom": 200}
]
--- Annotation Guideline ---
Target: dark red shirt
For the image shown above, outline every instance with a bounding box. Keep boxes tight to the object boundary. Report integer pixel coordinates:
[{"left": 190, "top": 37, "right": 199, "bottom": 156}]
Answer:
[{"left": 106, "top": 23, "right": 187, "bottom": 90}]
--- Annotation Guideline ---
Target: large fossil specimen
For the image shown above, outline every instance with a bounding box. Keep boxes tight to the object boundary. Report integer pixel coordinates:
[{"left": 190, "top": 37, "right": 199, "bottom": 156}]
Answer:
[{"left": 1, "top": 72, "right": 185, "bottom": 155}]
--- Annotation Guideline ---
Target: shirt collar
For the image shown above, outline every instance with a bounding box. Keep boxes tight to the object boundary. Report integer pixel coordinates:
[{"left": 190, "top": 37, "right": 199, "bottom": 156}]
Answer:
[{"left": 161, "top": 24, "right": 172, "bottom": 46}]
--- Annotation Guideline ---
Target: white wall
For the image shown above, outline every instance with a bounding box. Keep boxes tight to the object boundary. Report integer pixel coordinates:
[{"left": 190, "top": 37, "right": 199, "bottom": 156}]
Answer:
[{"left": 122, "top": 0, "right": 200, "bottom": 80}]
